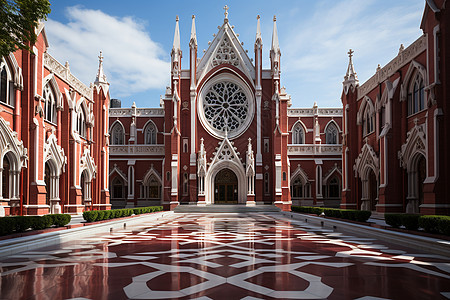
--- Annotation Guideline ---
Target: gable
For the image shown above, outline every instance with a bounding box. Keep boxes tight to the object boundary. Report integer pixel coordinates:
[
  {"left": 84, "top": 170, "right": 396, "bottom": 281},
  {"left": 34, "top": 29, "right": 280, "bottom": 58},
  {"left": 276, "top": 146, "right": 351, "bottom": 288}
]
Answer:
[{"left": 197, "top": 22, "right": 255, "bottom": 84}]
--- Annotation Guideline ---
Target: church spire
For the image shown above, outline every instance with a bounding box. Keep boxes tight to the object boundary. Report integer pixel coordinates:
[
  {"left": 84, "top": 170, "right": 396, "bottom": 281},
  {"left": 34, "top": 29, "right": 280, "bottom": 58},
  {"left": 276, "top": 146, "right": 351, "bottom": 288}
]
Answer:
[
  {"left": 271, "top": 16, "right": 280, "bottom": 54},
  {"left": 95, "top": 51, "right": 107, "bottom": 84},
  {"left": 343, "top": 49, "right": 359, "bottom": 94},
  {"left": 190, "top": 15, "right": 197, "bottom": 47},
  {"left": 270, "top": 16, "right": 281, "bottom": 79},
  {"left": 255, "top": 15, "right": 262, "bottom": 47},
  {"left": 171, "top": 16, "right": 181, "bottom": 63}
]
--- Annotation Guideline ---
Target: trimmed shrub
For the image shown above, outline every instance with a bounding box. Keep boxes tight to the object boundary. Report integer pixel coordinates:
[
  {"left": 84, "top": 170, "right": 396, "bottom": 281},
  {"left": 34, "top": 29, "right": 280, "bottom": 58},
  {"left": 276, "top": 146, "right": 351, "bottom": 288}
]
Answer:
[
  {"left": 324, "top": 208, "right": 342, "bottom": 218},
  {"left": 385, "top": 213, "right": 403, "bottom": 228},
  {"left": 291, "top": 206, "right": 371, "bottom": 222},
  {"left": 14, "top": 216, "right": 34, "bottom": 232},
  {"left": 30, "top": 215, "right": 53, "bottom": 230},
  {"left": 402, "top": 214, "right": 420, "bottom": 230},
  {"left": 0, "top": 217, "right": 16, "bottom": 235},
  {"left": 82, "top": 206, "right": 163, "bottom": 222},
  {"left": 48, "top": 214, "right": 71, "bottom": 227},
  {"left": 437, "top": 216, "right": 450, "bottom": 236},
  {"left": 418, "top": 215, "right": 440, "bottom": 233}
]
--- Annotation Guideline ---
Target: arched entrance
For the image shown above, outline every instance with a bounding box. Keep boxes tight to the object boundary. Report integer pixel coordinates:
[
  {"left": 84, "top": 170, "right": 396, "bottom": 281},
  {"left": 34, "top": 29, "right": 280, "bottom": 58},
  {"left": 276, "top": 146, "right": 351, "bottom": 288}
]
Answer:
[
  {"left": 368, "top": 169, "right": 377, "bottom": 211},
  {"left": 214, "top": 168, "right": 238, "bottom": 204},
  {"left": 44, "top": 163, "right": 51, "bottom": 207},
  {"left": 417, "top": 155, "right": 426, "bottom": 206}
]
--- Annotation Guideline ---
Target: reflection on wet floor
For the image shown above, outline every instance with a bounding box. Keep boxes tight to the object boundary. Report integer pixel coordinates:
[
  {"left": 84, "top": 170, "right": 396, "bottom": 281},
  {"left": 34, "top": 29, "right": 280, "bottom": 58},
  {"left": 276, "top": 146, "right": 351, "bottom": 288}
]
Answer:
[{"left": 1, "top": 213, "right": 449, "bottom": 299}]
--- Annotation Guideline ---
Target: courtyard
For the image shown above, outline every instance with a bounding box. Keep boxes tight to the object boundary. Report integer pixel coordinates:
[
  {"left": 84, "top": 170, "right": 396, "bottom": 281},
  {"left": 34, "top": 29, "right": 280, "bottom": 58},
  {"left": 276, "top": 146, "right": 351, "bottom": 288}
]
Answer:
[{"left": 1, "top": 212, "right": 449, "bottom": 299}]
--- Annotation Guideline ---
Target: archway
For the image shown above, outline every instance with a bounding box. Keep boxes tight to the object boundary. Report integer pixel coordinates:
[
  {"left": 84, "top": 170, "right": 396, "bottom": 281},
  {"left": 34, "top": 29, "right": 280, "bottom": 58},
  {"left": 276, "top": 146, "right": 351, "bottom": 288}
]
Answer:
[
  {"left": 417, "top": 155, "right": 426, "bottom": 206},
  {"left": 2, "top": 155, "right": 10, "bottom": 199},
  {"left": 214, "top": 168, "right": 238, "bottom": 204},
  {"left": 368, "top": 169, "right": 377, "bottom": 211},
  {"left": 44, "top": 162, "right": 51, "bottom": 207}
]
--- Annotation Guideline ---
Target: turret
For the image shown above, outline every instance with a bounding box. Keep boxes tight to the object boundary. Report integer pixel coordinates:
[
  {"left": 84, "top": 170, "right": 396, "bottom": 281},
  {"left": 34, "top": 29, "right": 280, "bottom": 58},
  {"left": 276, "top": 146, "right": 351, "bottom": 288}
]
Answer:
[
  {"left": 270, "top": 16, "right": 281, "bottom": 81},
  {"left": 343, "top": 49, "right": 359, "bottom": 95},
  {"left": 171, "top": 16, "right": 182, "bottom": 80}
]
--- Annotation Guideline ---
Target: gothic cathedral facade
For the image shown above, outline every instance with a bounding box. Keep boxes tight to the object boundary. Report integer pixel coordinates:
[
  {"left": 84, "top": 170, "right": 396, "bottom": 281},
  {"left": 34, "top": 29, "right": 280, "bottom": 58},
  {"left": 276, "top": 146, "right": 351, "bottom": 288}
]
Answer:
[{"left": 108, "top": 13, "right": 343, "bottom": 212}]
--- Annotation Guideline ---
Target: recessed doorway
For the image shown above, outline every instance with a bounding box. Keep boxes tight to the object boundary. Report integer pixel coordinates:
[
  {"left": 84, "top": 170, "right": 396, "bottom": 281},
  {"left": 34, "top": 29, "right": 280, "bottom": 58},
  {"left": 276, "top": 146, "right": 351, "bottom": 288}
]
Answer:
[{"left": 214, "top": 168, "right": 238, "bottom": 204}]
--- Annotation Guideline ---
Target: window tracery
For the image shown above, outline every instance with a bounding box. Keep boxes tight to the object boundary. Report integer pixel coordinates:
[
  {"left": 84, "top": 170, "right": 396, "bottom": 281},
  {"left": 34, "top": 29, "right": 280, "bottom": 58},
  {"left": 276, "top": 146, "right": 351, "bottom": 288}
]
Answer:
[
  {"left": 408, "top": 73, "right": 425, "bottom": 115},
  {"left": 144, "top": 122, "right": 157, "bottom": 144},
  {"left": 211, "top": 36, "right": 240, "bottom": 67},
  {"left": 203, "top": 81, "right": 248, "bottom": 133},
  {"left": 292, "top": 123, "right": 304, "bottom": 144},
  {"left": 325, "top": 123, "right": 338, "bottom": 144},
  {"left": 111, "top": 122, "right": 124, "bottom": 145},
  {"left": 43, "top": 83, "right": 57, "bottom": 123}
]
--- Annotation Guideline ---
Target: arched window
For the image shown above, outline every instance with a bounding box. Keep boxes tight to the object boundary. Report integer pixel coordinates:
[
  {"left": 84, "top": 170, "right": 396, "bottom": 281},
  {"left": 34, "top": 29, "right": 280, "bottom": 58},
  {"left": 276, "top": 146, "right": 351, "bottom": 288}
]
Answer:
[
  {"left": 0, "top": 59, "right": 14, "bottom": 106},
  {"left": 292, "top": 123, "right": 304, "bottom": 144},
  {"left": 143, "top": 174, "right": 161, "bottom": 199},
  {"left": 110, "top": 122, "right": 124, "bottom": 145},
  {"left": 325, "top": 123, "right": 338, "bottom": 144},
  {"left": 362, "top": 106, "right": 374, "bottom": 136},
  {"left": 111, "top": 177, "right": 125, "bottom": 199},
  {"left": 144, "top": 122, "right": 157, "bottom": 144},
  {"left": 43, "top": 83, "right": 57, "bottom": 123},
  {"left": 408, "top": 73, "right": 425, "bottom": 115},
  {"left": 0, "top": 68, "right": 7, "bottom": 103},
  {"left": 44, "top": 163, "right": 51, "bottom": 206},
  {"left": 327, "top": 177, "right": 340, "bottom": 198},
  {"left": 77, "top": 106, "right": 87, "bottom": 138},
  {"left": 291, "top": 177, "right": 303, "bottom": 198},
  {"left": 2, "top": 156, "right": 10, "bottom": 199}
]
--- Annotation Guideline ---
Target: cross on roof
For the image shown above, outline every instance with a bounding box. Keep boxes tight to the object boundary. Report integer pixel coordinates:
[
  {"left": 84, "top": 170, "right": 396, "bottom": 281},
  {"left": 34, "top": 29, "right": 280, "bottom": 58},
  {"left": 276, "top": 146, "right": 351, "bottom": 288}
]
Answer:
[
  {"left": 224, "top": 5, "right": 229, "bottom": 19},
  {"left": 348, "top": 49, "right": 354, "bottom": 58},
  {"left": 98, "top": 51, "right": 103, "bottom": 63}
]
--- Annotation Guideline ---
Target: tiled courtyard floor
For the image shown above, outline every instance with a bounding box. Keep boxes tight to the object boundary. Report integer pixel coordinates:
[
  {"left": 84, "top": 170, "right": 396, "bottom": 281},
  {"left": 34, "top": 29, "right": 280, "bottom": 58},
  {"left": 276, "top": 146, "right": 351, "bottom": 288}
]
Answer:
[{"left": 1, "top": 213, "right": 449, "bottom": 299}]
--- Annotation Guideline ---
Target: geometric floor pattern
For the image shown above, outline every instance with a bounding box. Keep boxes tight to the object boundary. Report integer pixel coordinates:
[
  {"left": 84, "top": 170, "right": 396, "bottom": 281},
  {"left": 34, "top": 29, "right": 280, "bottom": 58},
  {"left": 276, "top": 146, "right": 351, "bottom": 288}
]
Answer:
[{"left": 1, "top": 213, "right": 450, "bottom": 299}]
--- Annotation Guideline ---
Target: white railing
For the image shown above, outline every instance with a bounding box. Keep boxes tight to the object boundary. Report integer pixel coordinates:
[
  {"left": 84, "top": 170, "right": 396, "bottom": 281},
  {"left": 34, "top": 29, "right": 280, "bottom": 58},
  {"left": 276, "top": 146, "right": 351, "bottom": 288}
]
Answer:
[
  {"left": 109, "top": 145, "right": 165, "bottom": 155},
  {"left": 288, "top": 144, "right": 342, "bottom": 155},
  {"left": 109, "top": 108, "right": 165, "bottom": 117}
]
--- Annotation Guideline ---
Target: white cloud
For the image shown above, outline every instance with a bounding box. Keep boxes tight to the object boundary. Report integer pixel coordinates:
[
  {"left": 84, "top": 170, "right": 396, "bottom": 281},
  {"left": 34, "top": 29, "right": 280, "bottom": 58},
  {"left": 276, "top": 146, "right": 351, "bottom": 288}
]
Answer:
[
  {"left": 280, "top": 0, "right": 423, "bottom": 107},
  {"left": 46, "top": 6, "right": 170, "bottom": 99}
]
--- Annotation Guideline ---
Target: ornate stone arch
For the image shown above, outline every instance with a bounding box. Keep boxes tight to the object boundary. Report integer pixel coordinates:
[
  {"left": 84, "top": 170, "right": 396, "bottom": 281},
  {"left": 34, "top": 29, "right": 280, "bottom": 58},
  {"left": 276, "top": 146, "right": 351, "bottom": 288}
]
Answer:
[
  {"left": 400, "top": 60, "right": 427, "bottom": 102},
  {"left": 43, "top": 133, "right": 66, "bottom": 177},
  {"left": 398, "top": 123, "right": 426, "bottom": 170},
  {"left": 291, "top": 120, "right": 307, "bottom": 144},
  {"left": 0, "top": 117, "right": 27, "bottom": 213},
  {"left": 43, "top": 74, "right": 63, "bottom": 110},
  {"left": 205, "top": 137, "right": 246, "bottom": 204},
  {"left": 290, "top": 164, "right": 310, "bottom": 199},
  {"left": 354, "top": 143, "right": 379, "bottom": 179},
  {"left": 324, "top": 120, "right": 340, "bottom": 144},
  {"left": 0, "top": 117, "right": 27, "bottom": 170},
  {"left": 109, "top": 164, "right": 128, "bottom": 186},
  {"left": 357, "top": 96, "right": 375, "bottom": 125},
  {"left": 80, "top": 148, "right": 96, "bottom": 183},
  {"left": 143, "top": 119, "right": 158, "bottom": 144},
  {"left": 110, "top": 120, "right": 125, "bottom": 145}
]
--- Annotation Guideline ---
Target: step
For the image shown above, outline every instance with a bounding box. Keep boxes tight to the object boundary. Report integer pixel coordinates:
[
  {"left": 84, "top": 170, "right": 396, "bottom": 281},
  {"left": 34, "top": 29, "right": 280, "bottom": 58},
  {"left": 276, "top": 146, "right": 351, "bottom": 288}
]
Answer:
[{"left": 174, "top": 204, "right": 281, "bottom": 213}]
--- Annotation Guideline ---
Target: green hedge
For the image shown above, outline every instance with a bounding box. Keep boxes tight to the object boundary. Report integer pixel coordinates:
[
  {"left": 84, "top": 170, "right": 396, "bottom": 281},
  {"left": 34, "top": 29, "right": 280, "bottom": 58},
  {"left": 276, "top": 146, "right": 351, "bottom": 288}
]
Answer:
[
  {"left": 291, "top": 206, "right": 372, "bottom": 222},
  {"left": 82, "top": 206, "right": 163, "bottom": 223},
  {"left": 418, "top": 215, "right": 450, "bottom": 235},
  {"left": 0, "top": 214, "right": 72, "bottom": 236},
  {"left": 385, "top": 214, "right": 450, "bottom": 236}
]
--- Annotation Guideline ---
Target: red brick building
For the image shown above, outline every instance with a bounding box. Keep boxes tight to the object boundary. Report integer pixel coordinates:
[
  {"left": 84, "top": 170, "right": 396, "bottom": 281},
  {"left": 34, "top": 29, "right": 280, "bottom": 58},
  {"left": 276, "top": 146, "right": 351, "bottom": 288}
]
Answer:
[
  {"left": 0, "top": 23, "right": 110, "bottom": 216},
  {"left": 341, "top": 0, "right": 450, "bottom": 215},
  {"left": 109, "top": 13, "right": 343, "bottom": 211}
]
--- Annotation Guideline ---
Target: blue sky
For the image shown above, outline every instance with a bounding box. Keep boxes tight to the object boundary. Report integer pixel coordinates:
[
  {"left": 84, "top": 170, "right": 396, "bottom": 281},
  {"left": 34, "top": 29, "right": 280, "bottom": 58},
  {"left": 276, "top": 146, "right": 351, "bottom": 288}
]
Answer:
[{"left": 45, "top": 0, "right": 425, "bottom": 109}]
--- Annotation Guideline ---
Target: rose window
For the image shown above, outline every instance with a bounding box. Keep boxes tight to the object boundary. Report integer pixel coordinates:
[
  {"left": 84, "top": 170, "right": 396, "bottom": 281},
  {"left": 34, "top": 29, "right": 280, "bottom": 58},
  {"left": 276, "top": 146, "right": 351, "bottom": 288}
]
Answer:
[{"left": 203, "top": 81, "right": 249, "bottom": 133}]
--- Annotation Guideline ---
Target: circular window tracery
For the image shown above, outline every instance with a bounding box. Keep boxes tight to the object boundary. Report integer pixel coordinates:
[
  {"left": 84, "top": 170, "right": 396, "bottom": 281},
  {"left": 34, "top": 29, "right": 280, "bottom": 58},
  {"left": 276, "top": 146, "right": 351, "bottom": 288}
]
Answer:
[{"left": 203, "top": 81, "right": 249, "bottom": 133}]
